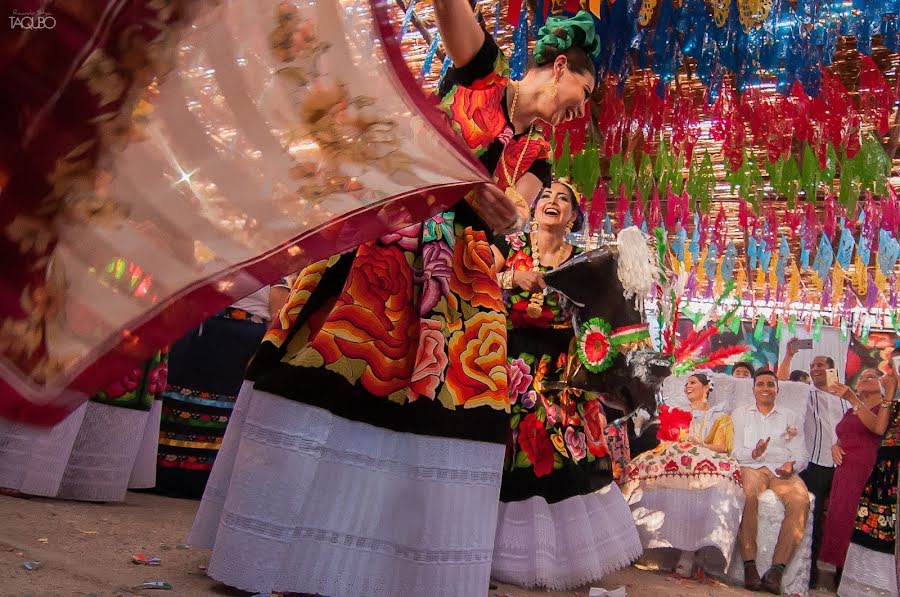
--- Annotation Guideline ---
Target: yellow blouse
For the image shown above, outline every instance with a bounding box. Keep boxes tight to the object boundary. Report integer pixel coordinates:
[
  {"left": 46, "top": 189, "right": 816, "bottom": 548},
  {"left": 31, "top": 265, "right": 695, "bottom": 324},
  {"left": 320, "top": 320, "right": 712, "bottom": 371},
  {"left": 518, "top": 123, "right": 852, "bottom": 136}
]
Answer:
[{"left": 704, "top": 414, "right": 734, "bottom": 453}]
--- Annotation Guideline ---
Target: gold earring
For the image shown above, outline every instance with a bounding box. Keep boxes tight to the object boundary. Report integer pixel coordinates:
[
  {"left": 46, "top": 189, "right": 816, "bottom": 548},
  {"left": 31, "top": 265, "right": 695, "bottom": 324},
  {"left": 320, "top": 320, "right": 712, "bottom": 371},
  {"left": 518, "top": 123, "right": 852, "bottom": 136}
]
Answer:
[
  {"left": 540, "top": 77, "right": 558, "bottom": 100},
  {"left": 530, "top": 219, "right": 539, "bottom": 233},
  {"left": 566, "top": 221, "right": 573, "bottom": 233}
]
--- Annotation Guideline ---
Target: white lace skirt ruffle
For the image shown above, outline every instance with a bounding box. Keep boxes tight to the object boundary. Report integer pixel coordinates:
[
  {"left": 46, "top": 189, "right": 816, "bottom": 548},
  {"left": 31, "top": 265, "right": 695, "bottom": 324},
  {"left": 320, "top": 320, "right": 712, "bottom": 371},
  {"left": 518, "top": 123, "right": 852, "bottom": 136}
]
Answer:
[
  {"left": 491, "top": 483, "right": 642, "bottom": 590},
  {"left": 627, "top": 485, "right": 744, "bottom": 569},
  {"left": 839, "top": 543, "right": 899, "bottom": 597},
  {"left": 0, "top": 400, "right": 161, "bottom": 501},
  {"left": 189, "top": 382, "right": 505, "bottom": 597}
]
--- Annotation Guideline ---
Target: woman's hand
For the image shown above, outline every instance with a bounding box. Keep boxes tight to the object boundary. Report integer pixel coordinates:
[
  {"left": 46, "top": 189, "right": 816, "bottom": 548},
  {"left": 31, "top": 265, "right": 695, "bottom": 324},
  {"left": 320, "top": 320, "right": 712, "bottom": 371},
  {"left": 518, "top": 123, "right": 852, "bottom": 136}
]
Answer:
[
  {"left": 514, "top": 270, "right": 545, "bottom": 293},
  {"left": 468, "top": 184, "right": 521, "bottom": 235},
  {"left": 832, "top": 443, "right": 845, "bottom": 466},
  {"left": 827, "top": 382, "right": 855, "bottom": 401}
]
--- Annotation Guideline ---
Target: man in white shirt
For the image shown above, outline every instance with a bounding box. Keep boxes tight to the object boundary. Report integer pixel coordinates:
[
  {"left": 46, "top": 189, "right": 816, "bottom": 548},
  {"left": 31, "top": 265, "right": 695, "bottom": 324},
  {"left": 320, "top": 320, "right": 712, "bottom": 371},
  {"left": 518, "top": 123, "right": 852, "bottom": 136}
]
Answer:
[
  {"left": 733, "top": 369, "right": 810, "bottom": 594},
  {"left": 778, "top": 341, "right": 849, "bottom": 587}
]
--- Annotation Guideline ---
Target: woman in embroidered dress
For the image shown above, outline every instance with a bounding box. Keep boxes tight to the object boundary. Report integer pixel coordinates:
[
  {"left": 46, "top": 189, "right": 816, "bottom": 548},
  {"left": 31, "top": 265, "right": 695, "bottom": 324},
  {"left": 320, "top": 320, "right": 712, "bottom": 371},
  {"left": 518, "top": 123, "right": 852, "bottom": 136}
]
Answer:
[
  {"left": 838, "top": 348, "right": 900, "bottom": 597},
  {"left": 489, "top": 180, "right": 641, "bottom": 590},
  {"left": 622, "top": 373, "right": 744, "bottom": 577},
  {"left": 154, "top": 286, "right": 286, "bottom": 500},
  {"left": 820, "top": 368, "right": 895, "bottom": 587},
  {"left": 188, "top": 6, "right": 600, "bottom": 596}
]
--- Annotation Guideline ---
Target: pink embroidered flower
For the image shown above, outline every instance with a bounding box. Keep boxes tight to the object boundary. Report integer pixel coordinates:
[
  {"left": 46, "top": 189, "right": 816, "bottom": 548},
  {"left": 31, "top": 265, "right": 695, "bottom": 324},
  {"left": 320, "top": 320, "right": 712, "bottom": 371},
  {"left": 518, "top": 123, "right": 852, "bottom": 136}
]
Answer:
[
  {"left": 507, "top": 233, "right": 525, "bottom": 251},
  {"left": 497, "top": 125, "right": 514, "bottom": 146},
  {"left": 680, "top": 455, "right": 693, "bottom": 467},
  {"left": 407, "top": 319, "right": 449, "bottom": 400},
  {"left": 720, "top": 461, "right": 731, "bottom": 471},
  {"left": 565, "top": 427, "right": 587, "bottom": 462},
  {"left": 540, "top": 394, "right": 561, "bottom": 427},
  {"left": 146, "top": 364, "right": 168, "bottom": 396},
  {"left": 507, "top": 358, "right": 533, "bottom": 401},
  {"left": 380, "top": 223, "right": 422, "bottom": 252}
]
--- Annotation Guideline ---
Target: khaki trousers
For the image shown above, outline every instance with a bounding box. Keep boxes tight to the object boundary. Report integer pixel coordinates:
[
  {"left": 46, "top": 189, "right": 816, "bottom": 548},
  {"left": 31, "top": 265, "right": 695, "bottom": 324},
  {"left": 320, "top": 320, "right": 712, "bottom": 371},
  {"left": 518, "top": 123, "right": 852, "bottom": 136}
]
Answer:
[{"left": 738, "top": 466, "right": 810, "bottom": 566}]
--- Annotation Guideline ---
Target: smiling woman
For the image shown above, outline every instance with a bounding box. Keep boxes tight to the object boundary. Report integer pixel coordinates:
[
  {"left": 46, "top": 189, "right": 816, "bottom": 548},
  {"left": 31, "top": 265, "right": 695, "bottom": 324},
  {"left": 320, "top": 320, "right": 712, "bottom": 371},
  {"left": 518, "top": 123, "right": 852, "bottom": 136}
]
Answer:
[{"left": 490, "top": 180, "right": 641, "bottom": 591}]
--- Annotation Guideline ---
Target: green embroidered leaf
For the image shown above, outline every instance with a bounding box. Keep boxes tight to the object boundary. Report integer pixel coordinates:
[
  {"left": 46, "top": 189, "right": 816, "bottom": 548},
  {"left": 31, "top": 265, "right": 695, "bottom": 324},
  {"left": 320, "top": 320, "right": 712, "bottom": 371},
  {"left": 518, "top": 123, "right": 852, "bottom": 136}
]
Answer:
[
  {"left": 552, "top": 452, "right": 563, "bottom": 470},
  {"left": 510, "top": 413, "right": 521, "bottom": 429},
  {"left": 536, "top": 406, "right": 546, "bottom": 422},
  {"left": 387, "top": 389, "right": 407, "bottom": 405},
  {"left": 287, "top": 346, "right": 324, "bottom": 368},
  {"left": 324, "top": 356, "right": 368, "bottom": 385},
  {"left": 436, "top": 384, "right": 458, "bottom": 410},
  {"left": 459, "top": 299, "right": 478, "bottom": 322},
  {"left": 515, "top": 450, "right": 532, "bottom": 468}
]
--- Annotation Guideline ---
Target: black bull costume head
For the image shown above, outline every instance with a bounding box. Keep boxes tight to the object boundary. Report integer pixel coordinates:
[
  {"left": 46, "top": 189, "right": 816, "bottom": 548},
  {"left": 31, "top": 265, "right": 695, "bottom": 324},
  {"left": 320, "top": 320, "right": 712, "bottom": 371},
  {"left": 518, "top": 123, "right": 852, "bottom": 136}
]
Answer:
[{"left": 541, "top": 240, "right": 672, "bottom": 419}]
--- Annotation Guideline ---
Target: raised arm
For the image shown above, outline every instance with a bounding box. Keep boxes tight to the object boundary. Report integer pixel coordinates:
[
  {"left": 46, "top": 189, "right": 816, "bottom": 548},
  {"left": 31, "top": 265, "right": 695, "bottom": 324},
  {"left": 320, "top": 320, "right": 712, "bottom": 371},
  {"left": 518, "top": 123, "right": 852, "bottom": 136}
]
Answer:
[
  {"left": 777, "top": 338, "right": 799, "bottom": 380},
  {"left": 433, "top": 0, "right": 484, "bottom": 67}
]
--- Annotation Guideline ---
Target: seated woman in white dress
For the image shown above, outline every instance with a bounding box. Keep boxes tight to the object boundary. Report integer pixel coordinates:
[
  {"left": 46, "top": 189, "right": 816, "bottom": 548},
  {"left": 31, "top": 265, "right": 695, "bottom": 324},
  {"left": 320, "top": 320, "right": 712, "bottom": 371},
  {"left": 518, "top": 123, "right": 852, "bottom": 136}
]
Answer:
[{"left": 621, "top": 373, "right": 744, "bottom": 577}]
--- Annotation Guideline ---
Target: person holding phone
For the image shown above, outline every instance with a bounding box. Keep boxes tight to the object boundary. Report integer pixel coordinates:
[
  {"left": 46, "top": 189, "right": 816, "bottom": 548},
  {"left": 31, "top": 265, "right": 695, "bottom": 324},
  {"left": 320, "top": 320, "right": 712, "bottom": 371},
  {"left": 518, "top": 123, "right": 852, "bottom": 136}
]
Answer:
[
  {"left": 732, "top": 369, "right": 810, "bottom": 594},
  {"left": 778, "top": 339, "right": 850, "bottom": 587},
  {"left": 819, "top": 367, "right": 896, "bottom": 589}
]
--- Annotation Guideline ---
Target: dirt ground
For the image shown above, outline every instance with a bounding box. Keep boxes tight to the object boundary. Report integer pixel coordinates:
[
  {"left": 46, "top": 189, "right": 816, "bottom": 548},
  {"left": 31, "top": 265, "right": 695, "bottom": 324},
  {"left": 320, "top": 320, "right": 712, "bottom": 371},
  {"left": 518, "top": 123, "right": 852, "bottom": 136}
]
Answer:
[{"left": 0, "top": 492, "right": 837, "bottom": 597}]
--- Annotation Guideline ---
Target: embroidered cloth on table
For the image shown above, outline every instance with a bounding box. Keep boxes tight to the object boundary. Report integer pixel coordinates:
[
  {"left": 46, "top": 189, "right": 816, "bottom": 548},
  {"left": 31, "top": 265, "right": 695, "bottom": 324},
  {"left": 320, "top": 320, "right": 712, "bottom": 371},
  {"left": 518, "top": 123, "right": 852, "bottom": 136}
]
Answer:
[{"left": 0, "top": 0, "right": 491, "bottom": 426}]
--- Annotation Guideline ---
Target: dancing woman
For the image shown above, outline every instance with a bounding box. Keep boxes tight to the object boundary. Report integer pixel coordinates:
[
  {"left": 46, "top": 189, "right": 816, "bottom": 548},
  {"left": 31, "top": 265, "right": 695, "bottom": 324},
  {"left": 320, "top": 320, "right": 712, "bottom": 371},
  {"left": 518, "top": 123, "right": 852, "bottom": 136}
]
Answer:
[
  {"left": 622, "top": 373, "right": 744, "bottom": 577},
  {"left": 490, "top": 180, "right": 641, "bottom": 590},
  {"left": 188, "top": 5, "right": 600, "bottom": 596}
]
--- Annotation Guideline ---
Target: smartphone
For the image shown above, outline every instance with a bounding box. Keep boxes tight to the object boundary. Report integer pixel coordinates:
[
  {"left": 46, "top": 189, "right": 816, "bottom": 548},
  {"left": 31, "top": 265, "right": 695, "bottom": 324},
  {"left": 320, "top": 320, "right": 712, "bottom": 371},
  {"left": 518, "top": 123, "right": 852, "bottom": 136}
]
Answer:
[
  {"left": 825, "top": 368, "right": 839, "bottom": 386},
  {"left": 794, "top": 339, "right": 813, "bottom": 350}
]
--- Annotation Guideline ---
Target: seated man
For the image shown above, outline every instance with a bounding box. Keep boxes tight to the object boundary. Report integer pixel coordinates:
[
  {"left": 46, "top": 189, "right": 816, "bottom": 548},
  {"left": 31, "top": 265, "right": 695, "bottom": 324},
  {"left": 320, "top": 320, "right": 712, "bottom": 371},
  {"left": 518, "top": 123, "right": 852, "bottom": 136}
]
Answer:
[{"left": 732, "top": 369, "right": 810, "bottom": 594}]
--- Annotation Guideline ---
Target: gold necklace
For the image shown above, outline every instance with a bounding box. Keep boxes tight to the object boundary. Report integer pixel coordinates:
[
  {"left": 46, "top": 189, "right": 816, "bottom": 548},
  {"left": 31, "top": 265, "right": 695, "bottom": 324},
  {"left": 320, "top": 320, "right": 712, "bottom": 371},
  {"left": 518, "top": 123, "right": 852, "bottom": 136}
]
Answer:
[
  {"left": 527, "top": 226, "right": 568, "bottom": 318},
  {"left": 501, "top": 82, "right": 534, "bottom": 213}
]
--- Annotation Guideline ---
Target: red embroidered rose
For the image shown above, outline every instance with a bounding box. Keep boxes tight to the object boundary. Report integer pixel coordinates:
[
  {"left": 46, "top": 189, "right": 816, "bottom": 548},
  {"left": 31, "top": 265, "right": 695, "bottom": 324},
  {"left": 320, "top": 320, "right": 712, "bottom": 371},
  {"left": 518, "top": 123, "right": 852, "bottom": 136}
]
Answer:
[
  {"left": 312, "top": 243, "right": 418, "bottom": 396},
  {"left": 494, "top": 134, "right": 550, "bottom": 191},
  {"left": 583, "top": 399, "right": 609, "bottom": 458},
  {"left": 518, "top": 413, "right": 555, "bottom": 477}
]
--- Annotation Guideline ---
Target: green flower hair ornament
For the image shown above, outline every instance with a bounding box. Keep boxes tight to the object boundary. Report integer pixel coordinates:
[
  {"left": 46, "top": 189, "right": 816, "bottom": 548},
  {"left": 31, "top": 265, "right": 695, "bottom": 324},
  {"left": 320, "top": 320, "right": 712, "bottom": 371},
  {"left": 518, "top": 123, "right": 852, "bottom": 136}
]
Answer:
[{"left": 533, "top": 10, "right": 601, "bottom": 66}]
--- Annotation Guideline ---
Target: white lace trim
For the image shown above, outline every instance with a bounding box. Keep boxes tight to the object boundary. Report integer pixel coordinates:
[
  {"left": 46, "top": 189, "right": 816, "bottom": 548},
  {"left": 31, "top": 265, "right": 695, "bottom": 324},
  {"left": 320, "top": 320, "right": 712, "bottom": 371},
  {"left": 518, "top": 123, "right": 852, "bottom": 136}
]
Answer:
[
  {"left": 0, "top": 401, "right": 157, "bottom": 501},
  {"left": 492, "top": 485, "right": 643, "bottom": 590},
  {"left": 190, "top": 383, "right": 505, "bottom": 597},
  {"left": 839, "top": 543, "right": 899, "bottom": 597}
]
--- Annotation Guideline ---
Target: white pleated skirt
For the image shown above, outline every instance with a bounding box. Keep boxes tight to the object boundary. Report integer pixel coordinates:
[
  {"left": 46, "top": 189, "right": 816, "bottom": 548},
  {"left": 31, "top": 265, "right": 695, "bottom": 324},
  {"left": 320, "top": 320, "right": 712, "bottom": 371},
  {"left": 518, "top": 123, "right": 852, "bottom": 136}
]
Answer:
[
  {"left": 0, "top": 400, "right": 162, "bottom": 501},
  {"left": 189, "top": 382, "right": 506, "bottom": 597},
  {"left": 491, "top": 483, "right": 643, "bottom": 590},
  {"left": 839, "top": 543, "right": 899, "bottom": 597},
  {"left": 627, "top": 485, "right": 744, "bottom": 569}
]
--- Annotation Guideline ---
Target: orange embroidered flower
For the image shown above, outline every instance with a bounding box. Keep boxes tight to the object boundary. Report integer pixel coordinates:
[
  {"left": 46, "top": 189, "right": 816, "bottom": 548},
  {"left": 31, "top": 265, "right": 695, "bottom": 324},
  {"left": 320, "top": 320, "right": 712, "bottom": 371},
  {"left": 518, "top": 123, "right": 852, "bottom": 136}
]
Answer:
[
  {"left": 449, "top": 227, "right": 504, "bottom": 311},
  {"left": 444, "top": 311, "right": 508, "bottom": 409},
  {"left": 407, "top": 318, "right": 449, "bottom": 401},
  {"left": 441, "top": 84, "right": 507, "bottom": 155},
  {"left": 311, "top": 243, "right": 418, "bottom": 396}
]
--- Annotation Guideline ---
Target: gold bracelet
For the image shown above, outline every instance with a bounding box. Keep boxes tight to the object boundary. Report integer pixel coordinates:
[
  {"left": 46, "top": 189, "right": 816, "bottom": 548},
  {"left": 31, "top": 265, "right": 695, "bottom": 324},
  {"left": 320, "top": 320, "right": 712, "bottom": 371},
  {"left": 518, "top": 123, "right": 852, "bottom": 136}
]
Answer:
[{"left": 499, "top": 269, "right": 514, "bottom": 290}]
